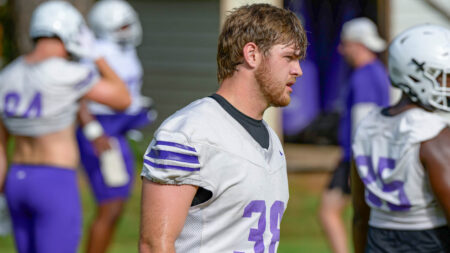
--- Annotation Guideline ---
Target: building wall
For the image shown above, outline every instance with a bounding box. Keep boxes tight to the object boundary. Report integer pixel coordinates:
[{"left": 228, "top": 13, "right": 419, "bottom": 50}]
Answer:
[
  {"left": 130, "top": 0, "right": 220, "bottom": 136},
  {"left": 390, "top": 0, "right": 449, "bottom": 38}
]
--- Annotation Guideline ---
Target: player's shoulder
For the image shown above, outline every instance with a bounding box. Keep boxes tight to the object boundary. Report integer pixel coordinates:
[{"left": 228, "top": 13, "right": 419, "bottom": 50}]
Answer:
[
  {"left": 149, "top": 97, "right": 221, "bottom": 162},
  {"left": 0, "top": 56, "right": 23, "bottom": 78},
  {"left": 395, "top": 108, "right": 446, "bottom": 143},
  {"left": 354, "top": 108, "right": 381, "bottom": 137},
  {"left": 40, "top": 57, "right": 92, "bottom": 82},
  {"left": 402, "top": 108, "right": 446, "bottom": 129},
  {"left": 158, "top": 97, "right": 220, "bottom": 135}
]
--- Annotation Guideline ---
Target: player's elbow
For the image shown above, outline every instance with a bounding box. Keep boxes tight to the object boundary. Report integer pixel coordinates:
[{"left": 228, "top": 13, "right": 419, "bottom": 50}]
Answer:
[
  {"left": 109, "top": 91, "right": 131, "bottom": 111},
  {"left": 117, "top": 95, "right": 132, "bottom": 111},
  {"left": 138, "top": 238, "right": 151, "bottom": 253}
]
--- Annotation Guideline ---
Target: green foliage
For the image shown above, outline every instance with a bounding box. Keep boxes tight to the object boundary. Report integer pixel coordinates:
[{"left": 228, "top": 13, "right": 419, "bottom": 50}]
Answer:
[{"left": 0, "top": 1, "right": 18, "bottom": 65}]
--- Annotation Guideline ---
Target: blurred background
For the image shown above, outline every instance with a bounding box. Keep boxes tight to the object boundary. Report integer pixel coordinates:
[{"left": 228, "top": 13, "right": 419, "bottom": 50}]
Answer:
[{"left": 0, "top": 0, "right": 448, "bottom": 252}]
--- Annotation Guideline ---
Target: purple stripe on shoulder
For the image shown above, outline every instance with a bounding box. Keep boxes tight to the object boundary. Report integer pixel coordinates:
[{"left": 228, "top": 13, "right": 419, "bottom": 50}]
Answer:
[
  {"left": 143, "top": 159, "right": 200, "bottom": 172},
  {"left": 155, "top": 141, "right": 196, "bottom": 152},
  {"left": 74, "top": 70, "right": 95, "bottom": 90},
  {"left": 146, "top": 149, "right": 199, "bottom": 164}
]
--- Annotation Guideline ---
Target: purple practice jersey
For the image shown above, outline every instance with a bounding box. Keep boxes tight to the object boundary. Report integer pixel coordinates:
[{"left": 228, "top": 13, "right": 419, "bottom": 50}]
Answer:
[{"left": 338, "top": 59, "right": 390, "bottom": 161}]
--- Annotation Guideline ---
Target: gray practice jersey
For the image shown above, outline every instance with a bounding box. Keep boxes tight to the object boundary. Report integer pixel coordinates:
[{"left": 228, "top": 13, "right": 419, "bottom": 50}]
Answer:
[
  {"left": 141, "top": 97, "right": 289, "bottom": 253},
  {"left": 353, "top": 108, "right": 448, "bottom": 230},
  {"left": 0, "top": 57, "right": 98, "bottom": 136}
]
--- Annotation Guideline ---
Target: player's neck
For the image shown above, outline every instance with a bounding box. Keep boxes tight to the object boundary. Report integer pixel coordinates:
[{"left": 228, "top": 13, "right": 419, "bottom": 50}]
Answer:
[
  {"left": 353, "top": 51, "right": 377, "bottom": 68},
  {"left": 217, "top": 74, "right": 268, "bottom": 120},
  {"left": 25, "top": 38, "right": 68, "bottom": 63},
  {"left": 386, "top": 94, "right": 422, "bottom": 116}
]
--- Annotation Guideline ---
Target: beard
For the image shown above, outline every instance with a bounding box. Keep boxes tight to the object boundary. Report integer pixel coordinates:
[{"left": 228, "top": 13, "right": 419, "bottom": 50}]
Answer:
[{"left": 255, "top": 59, "right": 291, "bottom": 107}]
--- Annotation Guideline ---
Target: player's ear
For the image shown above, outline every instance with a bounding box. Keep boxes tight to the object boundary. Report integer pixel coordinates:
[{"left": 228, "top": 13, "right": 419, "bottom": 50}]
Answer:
[{"left": 242, "top": 42, "right": 261, "bottom": 69}]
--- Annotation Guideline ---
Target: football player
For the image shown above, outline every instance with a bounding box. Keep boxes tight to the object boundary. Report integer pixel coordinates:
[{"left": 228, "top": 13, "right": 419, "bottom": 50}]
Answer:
[
  {"left": 352, "top": 24, "right": 450, "bottom": 253},
  {"left": 319, "top": 17, "right": 390, "bottom": 253},
  {"left": 0, "top": 1, "right": 130, "bottom": 253},
  {"left": 139, "top": 4, "right": 307, "bottom": 252},
  {"left": 75, "top": 1, "right": 155, "bottom": 252}
]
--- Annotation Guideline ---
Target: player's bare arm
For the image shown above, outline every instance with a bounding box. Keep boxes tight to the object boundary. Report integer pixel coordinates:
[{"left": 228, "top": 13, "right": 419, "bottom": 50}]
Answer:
[
  {"left": 139, "top": 178, "right": 198, "bottom": 253},
  {"left": 420, "top": 127, "right": 450, "bottom": 224},
  {"left": 77, "top": 99, "right": 111, "bottom": 155},
  {"left": 84, "top": 58, "right": 131, "bottom": 110},
  {"left": 0, "top": 121, "right": 8, "bottom": 192},
  {"left": 351, "top": 159, "right": 370, "bottom": 253}
]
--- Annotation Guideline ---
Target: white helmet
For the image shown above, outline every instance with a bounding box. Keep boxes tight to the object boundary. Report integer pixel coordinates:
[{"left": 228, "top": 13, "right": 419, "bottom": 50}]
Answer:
[
  {"left": 88, "top": 0, "right": 142, "bottom": 46},
  {"left": 29, "top": 1, "right": 90, "bottom": 58},
  {"left": 389, "top": 24, "right": 450, "bottom": 111}
]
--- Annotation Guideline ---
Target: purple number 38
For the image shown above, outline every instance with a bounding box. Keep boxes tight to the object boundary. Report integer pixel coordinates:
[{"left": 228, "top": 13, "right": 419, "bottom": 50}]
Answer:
[
  {"left": 355, "top": 155, "right": 411, "bottom": 211},
  {"left": 238, "top": 200, "right": 284, "bottom": 253}
]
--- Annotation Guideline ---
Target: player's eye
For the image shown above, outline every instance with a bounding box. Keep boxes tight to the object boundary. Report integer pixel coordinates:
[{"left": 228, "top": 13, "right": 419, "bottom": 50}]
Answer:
[{"left": 284, "top": 55, "right": 294, "bottom": 61}]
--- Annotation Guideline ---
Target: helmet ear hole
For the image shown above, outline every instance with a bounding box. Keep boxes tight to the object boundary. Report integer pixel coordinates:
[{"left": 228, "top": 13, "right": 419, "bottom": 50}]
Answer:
[{"left": 408, "top": 75, "right": 420, "bottom": 83}]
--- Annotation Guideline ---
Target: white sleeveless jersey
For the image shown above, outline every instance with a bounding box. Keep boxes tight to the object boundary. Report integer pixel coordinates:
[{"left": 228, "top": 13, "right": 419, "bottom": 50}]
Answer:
[
  {"left": 0, "top": 57, "right": 98, "bottom": 136},
  {"left": 88, "top": 39, "right": 144, "bottom": 115},
  {"left": 352, "top": 108, "right": 448, "bottom": 230},
  {"left": 141, "top": 97, "right": 289, "bottom": 253}
]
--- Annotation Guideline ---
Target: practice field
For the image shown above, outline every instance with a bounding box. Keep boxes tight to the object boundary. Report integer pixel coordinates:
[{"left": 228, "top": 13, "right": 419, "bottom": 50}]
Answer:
[{"left": 0, "top": 145, "right": 352, "bottom": 252}]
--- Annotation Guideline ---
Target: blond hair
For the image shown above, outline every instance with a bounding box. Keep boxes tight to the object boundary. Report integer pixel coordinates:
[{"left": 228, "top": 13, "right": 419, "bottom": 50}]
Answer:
[{"left": 217, "top": 4, "right": 307, "bottom": 83}]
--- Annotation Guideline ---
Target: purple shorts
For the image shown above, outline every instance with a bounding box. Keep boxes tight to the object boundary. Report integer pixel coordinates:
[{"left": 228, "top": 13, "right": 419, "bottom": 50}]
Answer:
[
  {"left": 4, "top": 164, "right": 82, "bottom": 253},
  {"left": 76, "top": 131, "right": 135, "bottom": 203}
]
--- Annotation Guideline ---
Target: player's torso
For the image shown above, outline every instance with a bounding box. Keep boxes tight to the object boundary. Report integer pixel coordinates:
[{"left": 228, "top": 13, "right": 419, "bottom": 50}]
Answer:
[
  {"left": 88, "top": 40, "right": 144, "bottom": 115},
  {"left": 0, "top": 57, "right": 91, "bottom": 167},
  {"left": 353, "top": 109, "right": 447, "bottom": 230},
  {"left": 174, "top": 98, "right": 289, "bottom": 253}
]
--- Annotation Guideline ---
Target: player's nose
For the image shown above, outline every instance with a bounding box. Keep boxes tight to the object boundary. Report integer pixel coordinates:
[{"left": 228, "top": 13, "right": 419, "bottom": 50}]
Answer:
[{"left": 292, "top": 61, "right": 302, "bottom": 77}]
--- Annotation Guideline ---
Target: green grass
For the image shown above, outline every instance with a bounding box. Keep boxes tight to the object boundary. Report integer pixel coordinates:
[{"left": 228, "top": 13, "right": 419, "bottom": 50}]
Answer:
[{"left": 0, "top": 142, "right": 353, "bottom": 253}]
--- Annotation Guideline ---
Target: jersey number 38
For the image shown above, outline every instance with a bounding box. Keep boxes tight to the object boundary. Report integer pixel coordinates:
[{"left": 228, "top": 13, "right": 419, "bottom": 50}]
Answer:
[{"left": 235, "top": 200, "right": 285, "bottom": 253}]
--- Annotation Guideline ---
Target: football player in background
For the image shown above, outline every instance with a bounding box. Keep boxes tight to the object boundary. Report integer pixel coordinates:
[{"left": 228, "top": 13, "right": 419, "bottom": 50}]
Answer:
[
  {"left": 319, "top": 17, "right": 390, "bottom": 253},
  {"left": 352, "top": 24, "right": 450, "bottom": 253},
  {"left": 0, "top": 1, "right": 130, "bottom": 253},
  {"left": 139, "top": 4, "right": 307, "bottom": 253},
  {"left": 76, "top": 1, "right": 156, "bottom": 253}
]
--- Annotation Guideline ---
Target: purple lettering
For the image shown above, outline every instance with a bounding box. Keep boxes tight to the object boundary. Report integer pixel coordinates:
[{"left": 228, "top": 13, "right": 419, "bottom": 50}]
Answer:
[
  {"left": 355, "top": 155, "right": 411, "bottom": 211},
  {"left": 4, "top": 92, "right": 20, "bottom": 117},
  {"left": 243, "top": 200, "right": 266, "bottom": 253},
  {"left": 269, "top": 201, "right": 284, "bottom": 253},
  {"left": 240, "top": 200, "right": 286, "bottom": 253},
  {"left": 23, "top": 92, "right": 42, "bottom": 118}
]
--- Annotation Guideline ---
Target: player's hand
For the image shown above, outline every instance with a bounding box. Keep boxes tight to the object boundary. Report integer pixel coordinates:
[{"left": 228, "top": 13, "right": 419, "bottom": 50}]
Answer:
[{"left": 91, "top": 135, "right": 112, "bottom": 155}]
